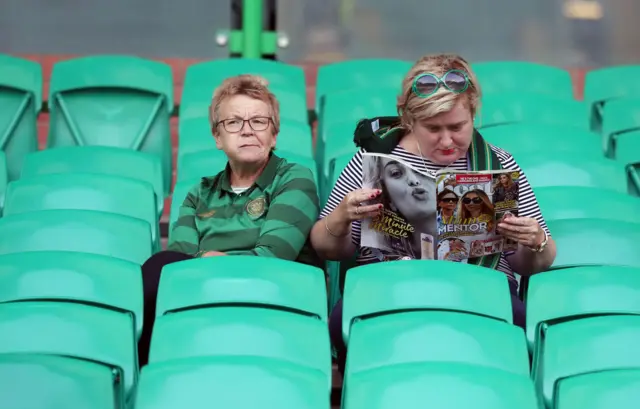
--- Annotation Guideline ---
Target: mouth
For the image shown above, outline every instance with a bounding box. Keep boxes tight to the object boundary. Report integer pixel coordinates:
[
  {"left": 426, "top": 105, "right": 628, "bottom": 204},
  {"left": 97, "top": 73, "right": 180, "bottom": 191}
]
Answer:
[
  {"left": 240, "top": 144, "right": 259, "bottom": 148},
  {"left": 412, "top": 188, "right": 427, "bottom": 200},
  {"left": 440, "top": 148, "right": 456, "bottom": 156}
]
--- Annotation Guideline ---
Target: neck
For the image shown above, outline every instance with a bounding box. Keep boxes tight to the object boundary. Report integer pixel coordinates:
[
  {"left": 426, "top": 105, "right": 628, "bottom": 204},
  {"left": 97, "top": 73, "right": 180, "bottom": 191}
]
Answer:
[
  {"left": 229, "top": 159, "right": 268, "bottom": 187},
  {"left": 442, "top": 209, "right": 454, "bottom": 218},
  {"left": 398, "top": 132, "right": 422, "bottom": 156}
]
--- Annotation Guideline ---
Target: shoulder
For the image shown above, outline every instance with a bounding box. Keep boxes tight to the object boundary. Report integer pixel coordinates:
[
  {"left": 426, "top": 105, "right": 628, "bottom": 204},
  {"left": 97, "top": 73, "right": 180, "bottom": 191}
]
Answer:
[
  {"left": 276, "top": 158, "right": 316, "bottom": 183},
  {"left": 489, "top": 144, "right": 521, "bottom": 171}
]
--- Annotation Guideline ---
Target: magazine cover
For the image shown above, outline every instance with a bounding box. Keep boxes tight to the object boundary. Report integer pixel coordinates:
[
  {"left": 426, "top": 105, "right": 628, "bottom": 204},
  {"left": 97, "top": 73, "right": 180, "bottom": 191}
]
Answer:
[
  {"left": 435, "top": 170, "right": 520, "bottom": 261},
  {"left": 360, "top": 152, "right": 520, "bottom": 262}
]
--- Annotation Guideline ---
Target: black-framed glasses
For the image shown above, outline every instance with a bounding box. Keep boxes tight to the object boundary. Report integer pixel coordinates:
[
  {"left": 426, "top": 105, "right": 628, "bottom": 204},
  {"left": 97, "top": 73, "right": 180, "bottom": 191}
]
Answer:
[
  {"left": 217, "top": 116, "right": 272, "bottom": 133},
  {"left": 462, "top": 197, "right": 483, "bottom": 205},
  {"left": 440, "top": 197, "right": 458, "bottom": 203}
]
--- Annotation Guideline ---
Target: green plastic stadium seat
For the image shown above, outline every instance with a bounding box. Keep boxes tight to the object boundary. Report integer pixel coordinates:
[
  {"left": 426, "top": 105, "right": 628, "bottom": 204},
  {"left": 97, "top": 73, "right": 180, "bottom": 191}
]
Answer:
[
  {"left": 321, "top": 120, "right": 360, "bottom": 180},
  {"left": 48, "top": 56, "right": 173, "bottom": 196},
  {"left": 0, "top": 209, "right": 153, "bottom": 265},
  {"left": 536, "top": 315, "right": 640, "bottom": 409},
  {"left": 168, "top": 177, "right": 201, "bottom": 239},
  {"left": 4, "top": 173, "right": 160, "bottom": 252},
  {"left": 342, "top": 260, "right": 513, "bottom": 342},
  {"left": 135, "top": 356, "right": 330, "bottom": 409},
  {"left": 515, "top": 153, "right": 627, "bottom": 193},
  {"left": 0, "top": 251, "right": 144, "bottom": 338},
  {"left": 527, "top": 266, "right": 640, "bottom": 375},
  {"left": 345, "top": 362, "right": 540, "bottom": 409},
  {"left": 0, "top": 301, "right": 137, "bottom": 406},
  {"left": 478, "top": 93, "right": 589, "bottom": 130},
  {"left": 584, "top": 65, "right": 640, "bottom": 132},
  {"left": 177, "top": 116, "right": 314, "bottom": 168},
  {"left": 471, "top": 61, "right": 574, "bottom": 99},
  {"left": 556, "top": 369, "right": 640, "bottom": 409},
  {"left": 182, "top": 58, "right": 307, "bottom": 103},
  {"left": 547, "top": 218, "right": 640, "bottom": 269},
  {"left": 156, "top": 256, "right": 327, "bottom": 320},
  {"left": 0, "top": 353, "right": 116, "bottom": 409},
  {"left": 21, "top": 146, "right": 165, "bottom": 216},
  {"left": 149, "top": 308, "right": 331, "bottom": 386},
  {"left": 0, "top": 151, "right": 7, "bottom": 215},
  {"left": 315, "top": 59, "right": 411, "bottom": 112},
  {"left": 177, "top": 149, "right": 318, "bottom": 185},
  {"left": 347, "top": 311, "right": 529, "bottom": 377},
  {"left": 601, "top": 97, "right": 640, "bottom": 157},
  {"left": 535, "top": 186, "right": 640, "bottom": 223},
  {"left": 320, "top": 87, "right": 398, "bottom": 129},
  {"left": 480, "top": 123, "right": 602, "bottom": 158},
  {"left": 0, "top": 54, "right": 42, "bottom": 181},
  {"left": 181, "top": 84, "right": 308, "bottom": 125}
]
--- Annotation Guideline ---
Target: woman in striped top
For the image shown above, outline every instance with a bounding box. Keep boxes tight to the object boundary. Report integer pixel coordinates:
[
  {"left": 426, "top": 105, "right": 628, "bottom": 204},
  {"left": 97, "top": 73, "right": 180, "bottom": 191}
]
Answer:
[{"left": 309, "top": 53, "right": 557, "bottom": 375}]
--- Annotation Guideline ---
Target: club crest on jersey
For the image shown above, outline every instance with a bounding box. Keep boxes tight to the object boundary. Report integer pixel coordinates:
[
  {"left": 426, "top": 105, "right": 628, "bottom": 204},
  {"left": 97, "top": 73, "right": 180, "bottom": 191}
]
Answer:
[{"left": 246, "top": 196, "right": 267, "bottom": 218}]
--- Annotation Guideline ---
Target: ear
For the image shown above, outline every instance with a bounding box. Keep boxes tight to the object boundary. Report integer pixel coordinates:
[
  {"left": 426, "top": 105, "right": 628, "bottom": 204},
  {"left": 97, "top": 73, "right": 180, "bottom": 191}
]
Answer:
[
  {"left": 214, "top": 131, "right": 223, "bottom": 150},
  {"left": 269, "top": 128, "right": 278, "bottom": 149}
]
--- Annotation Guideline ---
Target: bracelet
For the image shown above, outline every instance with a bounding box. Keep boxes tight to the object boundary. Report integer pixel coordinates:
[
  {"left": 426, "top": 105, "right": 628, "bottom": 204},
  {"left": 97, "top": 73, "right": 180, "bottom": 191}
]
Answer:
[{"left": 324, "top": 214, "right": 349, "bottom": 238}]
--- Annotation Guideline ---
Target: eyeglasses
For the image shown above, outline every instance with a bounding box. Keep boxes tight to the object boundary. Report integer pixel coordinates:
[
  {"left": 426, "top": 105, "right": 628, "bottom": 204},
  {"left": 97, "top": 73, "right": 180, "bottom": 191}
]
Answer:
[
  {"left": 462, "top": 197, "right": 483, "bottom": 205},
  {"left": 440, "top": 197, "right": 457, "bottom": 203},
  {"left": 412, "top": 69, "right": 470, "bottom": 98},
  {"left": 217, "top": 116, "right": 272, "bottom": 133}
]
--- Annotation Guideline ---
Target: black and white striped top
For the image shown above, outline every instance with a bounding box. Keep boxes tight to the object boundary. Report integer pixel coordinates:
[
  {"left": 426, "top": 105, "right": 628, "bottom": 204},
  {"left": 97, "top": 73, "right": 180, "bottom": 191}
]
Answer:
[{"left": 319, "top": 144, "right": 551, "bottom": 284}]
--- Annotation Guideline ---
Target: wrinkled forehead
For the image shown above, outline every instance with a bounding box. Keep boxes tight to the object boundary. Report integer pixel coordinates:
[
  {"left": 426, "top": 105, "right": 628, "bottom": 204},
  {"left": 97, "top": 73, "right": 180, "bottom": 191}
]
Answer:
[{"left": 216, "top": 95, "right": 272, "bottom": 118}]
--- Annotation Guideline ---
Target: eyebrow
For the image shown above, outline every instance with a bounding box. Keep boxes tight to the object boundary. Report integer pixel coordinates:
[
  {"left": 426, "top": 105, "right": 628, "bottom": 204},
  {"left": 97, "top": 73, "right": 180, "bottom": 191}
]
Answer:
[{"left": 383, "top": 160, "right": 400, "bottom": 169}]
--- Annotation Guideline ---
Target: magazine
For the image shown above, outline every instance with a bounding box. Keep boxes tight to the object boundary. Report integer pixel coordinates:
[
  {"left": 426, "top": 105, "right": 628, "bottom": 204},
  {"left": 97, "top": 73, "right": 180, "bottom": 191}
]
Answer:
[{"left": 360, "top": 152, "right": 520, "bottom": 262}]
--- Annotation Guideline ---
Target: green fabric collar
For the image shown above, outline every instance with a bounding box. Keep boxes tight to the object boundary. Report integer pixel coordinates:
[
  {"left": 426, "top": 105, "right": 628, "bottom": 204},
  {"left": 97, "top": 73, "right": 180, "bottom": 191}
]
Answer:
[{"left": 207, "top": 153, "right": 282, "bottom": 197}]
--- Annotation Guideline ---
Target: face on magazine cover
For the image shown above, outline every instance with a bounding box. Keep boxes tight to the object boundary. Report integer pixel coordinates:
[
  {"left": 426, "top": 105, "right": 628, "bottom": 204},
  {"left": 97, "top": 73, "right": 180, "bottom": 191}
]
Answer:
[
  {"left": 380, "top": 157, "right": 436, "bottom": 220},
  {"left": 457, "top": 189, "right": 494, "bottom": 220},
  {"left": 437, "top": 190, "right": 459, "bottom": 218}
]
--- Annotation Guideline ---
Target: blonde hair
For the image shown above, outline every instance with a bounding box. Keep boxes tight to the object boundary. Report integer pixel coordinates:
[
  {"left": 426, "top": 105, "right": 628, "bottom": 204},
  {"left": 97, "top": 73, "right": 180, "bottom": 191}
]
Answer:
[
  {"left": 397, "top": 54, "right": 481, "bottom": 127},
  {"left": 209, "top": 74, "right": 280, "bottom": 135}
]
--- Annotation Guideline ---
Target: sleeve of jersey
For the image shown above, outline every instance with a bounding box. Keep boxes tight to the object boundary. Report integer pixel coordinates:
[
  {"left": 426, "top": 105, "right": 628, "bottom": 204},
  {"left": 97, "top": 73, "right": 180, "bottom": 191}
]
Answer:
[
  {"left": 318, "top": 149, "right": 365, "bottom": 246},
  {"left": 167, "top": 184, "right": 201, "bottom": 256}
]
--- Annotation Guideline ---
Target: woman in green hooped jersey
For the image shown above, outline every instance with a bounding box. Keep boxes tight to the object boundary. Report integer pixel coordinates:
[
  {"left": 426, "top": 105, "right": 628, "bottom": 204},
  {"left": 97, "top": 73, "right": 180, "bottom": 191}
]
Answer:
[
  {"left": 137, "top": 75, "right": 320, "bottom": 367},
  {"left": 310, "top": 53, "right": 557, "bottom": 375}
]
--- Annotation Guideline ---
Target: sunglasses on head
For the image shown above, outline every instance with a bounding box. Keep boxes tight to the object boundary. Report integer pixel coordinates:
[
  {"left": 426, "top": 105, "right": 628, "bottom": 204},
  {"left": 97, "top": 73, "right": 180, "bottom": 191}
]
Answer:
[
  {"left": 440, "top": 197, "right": 457, "bottom": 203},
  {"left": 462, "top": 197, "right": 483, "bottom": 205},
  {"left": 412, "top": 69, "right": 470, "bottom": 98}
]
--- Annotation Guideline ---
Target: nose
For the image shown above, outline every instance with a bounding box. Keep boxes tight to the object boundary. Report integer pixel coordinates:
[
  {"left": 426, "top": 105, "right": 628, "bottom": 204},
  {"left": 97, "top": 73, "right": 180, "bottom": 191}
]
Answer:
[
  {"left": 439, "top": 131, "right": 453, "bottom": 147},
  {"left": 407, "top": 172, "right": 421, "bottom": 187},
  {"left": 240, "top": 120, "right": 254, "bottom": 135}
]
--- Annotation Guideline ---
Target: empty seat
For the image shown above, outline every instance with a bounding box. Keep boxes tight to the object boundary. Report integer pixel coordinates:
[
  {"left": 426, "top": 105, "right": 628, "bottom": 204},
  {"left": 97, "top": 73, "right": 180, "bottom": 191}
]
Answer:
[
  {"left": 536, "top": 186, "right": 640, "bottom": 223},
  {"left": 135, "top": 356, "right": 330, "bottom": 409},
  {"left": 0, "top": 54, "right": 41, "bottom": 181},
  {"left": 320, "top": 120, "right": 360, "bottom": 182},
  {"left": 0, "top": 151, "right": 6, "bottom": 215},
  {"left": 472, "top": 61, "right": 574, "bottom": 99},
  {"left": 546, "top": 218, "right": 640, "bottom": 269},
  {"left": 345, "top": 362, "right": 540, "bottom": 409},
  {"left": 0, "top": 209, "right": 153, "bottom": 265},
  {"left": 0, "top": 251, "right": 144, "bottom": 338},
  {"left": 0, "top": 353, "right": 116, "bottom": 409},
  {"left": 536, "top": 315, "right": 640, "bottom": 409},
  {"left": 584, "top": 65, "right": 640, "bottom": 132},
  {"left": 177, "top": 149, "right": 318, "bottom": 184},
  {"left": 47, "top": 56, "right": 173, "bottom": 196},
  {"left": 342, "top": 260, "right": 513, "bottom": 342},
  {"left": 480, "top": 123, "right": 602, "bottom": 158},
  {"left": 601, "top": 97, "right": 640, "bottom": 157},
  {"left": 4, "top": 172, "right": 160, "bottom": 251},
  {"left": 478, "top": 93, "right": 589, "bottom": 130},
  {"left": 149, "top": 308, "right": 331, "bottom": 386},
  {"left": 315, "top": 59, "right": 410, "bottom": 112},
  {"left": 347, "top": 311, "right": 529, "bottom": 377},
  {"left": 21, "top": 146, "right": 165, "bottom": 215},
  {"left": 516, "top": 153, "right": 627, "bottom": 193},
  {"left": 0, "top": 301, "right": 137, "bottom": 405},
  {"left": 156, "top": 256, "right": 327, "bottom": 320},
  {"left": 320, "top": 87, "right": 398, "bottom": 129},
  {"left": 556, "top": 369, "right": 640, "bottom": 409}
]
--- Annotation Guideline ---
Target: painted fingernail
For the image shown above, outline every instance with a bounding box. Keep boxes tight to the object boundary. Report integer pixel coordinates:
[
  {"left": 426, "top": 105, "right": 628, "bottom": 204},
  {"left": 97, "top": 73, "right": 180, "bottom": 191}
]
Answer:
[
  {"left": 370, "top": 194, "right": 376, "bottom": 198},
  {"left": 378, "top": 204, "right": 383, "bottom": 209}
]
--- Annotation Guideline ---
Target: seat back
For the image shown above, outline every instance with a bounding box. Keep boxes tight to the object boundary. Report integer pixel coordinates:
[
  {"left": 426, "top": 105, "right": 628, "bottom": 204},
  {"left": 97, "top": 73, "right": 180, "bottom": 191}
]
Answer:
[
  {"left": 0, "top": 54, "right": 42, "bottom": 181},
  {"left": 0, "top": 209, "right": 153, "bottom": 265},
  {"left": 535, "top": 186, "right": 640, "bottom": 223},
  {"left": 48, "top": 56, "right": 173, "bottom": 195},
  {"left": 0, "top": 301, "right": 137, "bottom": 403},
  {"left": 556, "top": 369, "right": 640, "bottom": 409},
  {"left": 547, "top": 218, "right": 640, "bottom": 269},
  {"left": 601, "top": 97, "right": 640, "bottom": 153},
  {"left": 4, "top": 172, "right": 159, "bottom": 251},
  {"left": 149, "top": 307, "right": 331, "bottom": 382},
  {"left": 480, "top": 123, "right": 602, "bottom": 158},
  {"left": 0, "top": 151, "right": 6, "bottom": 215},
  {"left": 347, "top": 311, "right": 529, "bottom": 376},
  {"left": 156, "top": 256, "right": 327, "bottom": 320},
  {"left": 320, "top": 87, "right": 399, "bottom": 129},
  {"left": 516, "top": 153, "right": 627, "bottom": 193},
  {"left": 584, "top": 65, "right": 640, "bottom": 132},
  {"left": 342, "top": 260, "right": 513, "bottom": 342},
  {"left": 0, "top": 353, "right": 117, "bottom": 409},
  {"left": 21, "top": 146, "right": 165, "bottom": 215},
  {"left": 345, "top": 362, "right": 540, "bottom": 409},
  {"left": 315, "top": 59, "right": 411, "bottom": 111},
  {"left": 472, "top": 61, "right": 574, "bottom": 99},
  {"left": 135, "top": 356, "right": 329, "bottom": 409},
  {"left": 539, "top": 315, "right": 640, "bottom": 409},
  {"left": 0, "top": 251, "right": 144, "bottom": 337},
  {"left": 478, "top": 93, "right": 589, "bottom": 130}
]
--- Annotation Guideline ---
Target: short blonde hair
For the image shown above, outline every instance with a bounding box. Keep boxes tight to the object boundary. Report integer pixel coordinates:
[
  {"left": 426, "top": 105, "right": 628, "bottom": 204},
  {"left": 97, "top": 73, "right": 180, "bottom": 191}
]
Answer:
[
  {"left": 397, "top": 54, "right": 481, "bottom": 127},
  {"left": 209, "top": 74, "right": 280, "bottom": 135}
]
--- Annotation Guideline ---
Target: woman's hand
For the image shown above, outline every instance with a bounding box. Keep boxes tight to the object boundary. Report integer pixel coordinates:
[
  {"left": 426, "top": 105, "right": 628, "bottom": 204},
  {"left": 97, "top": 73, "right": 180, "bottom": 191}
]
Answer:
[
  {"left": 497, "top": 214, "right": 545, "bottom": 249},
  {"left": 337, "top": 188, "right": 383, "bottom": 222}
]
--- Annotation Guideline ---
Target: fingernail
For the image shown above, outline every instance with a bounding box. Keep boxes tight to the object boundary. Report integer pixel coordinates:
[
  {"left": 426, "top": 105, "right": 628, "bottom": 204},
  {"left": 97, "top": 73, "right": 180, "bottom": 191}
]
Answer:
[
  {"left": 378, "top": 204, "right": 383, "bottom": 209},
  {"left": 370, "top": 194, "right": 376, "bottom": 198}
]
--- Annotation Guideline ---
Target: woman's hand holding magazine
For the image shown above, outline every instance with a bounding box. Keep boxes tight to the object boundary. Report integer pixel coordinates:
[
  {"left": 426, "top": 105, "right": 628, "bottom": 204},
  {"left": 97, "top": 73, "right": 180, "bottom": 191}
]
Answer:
[
  {"left": 337, "top": 188, "right": 384, "bottom": 221},
  {"left": 497, "top": 213, "right": 545, "bottom": 249}
]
